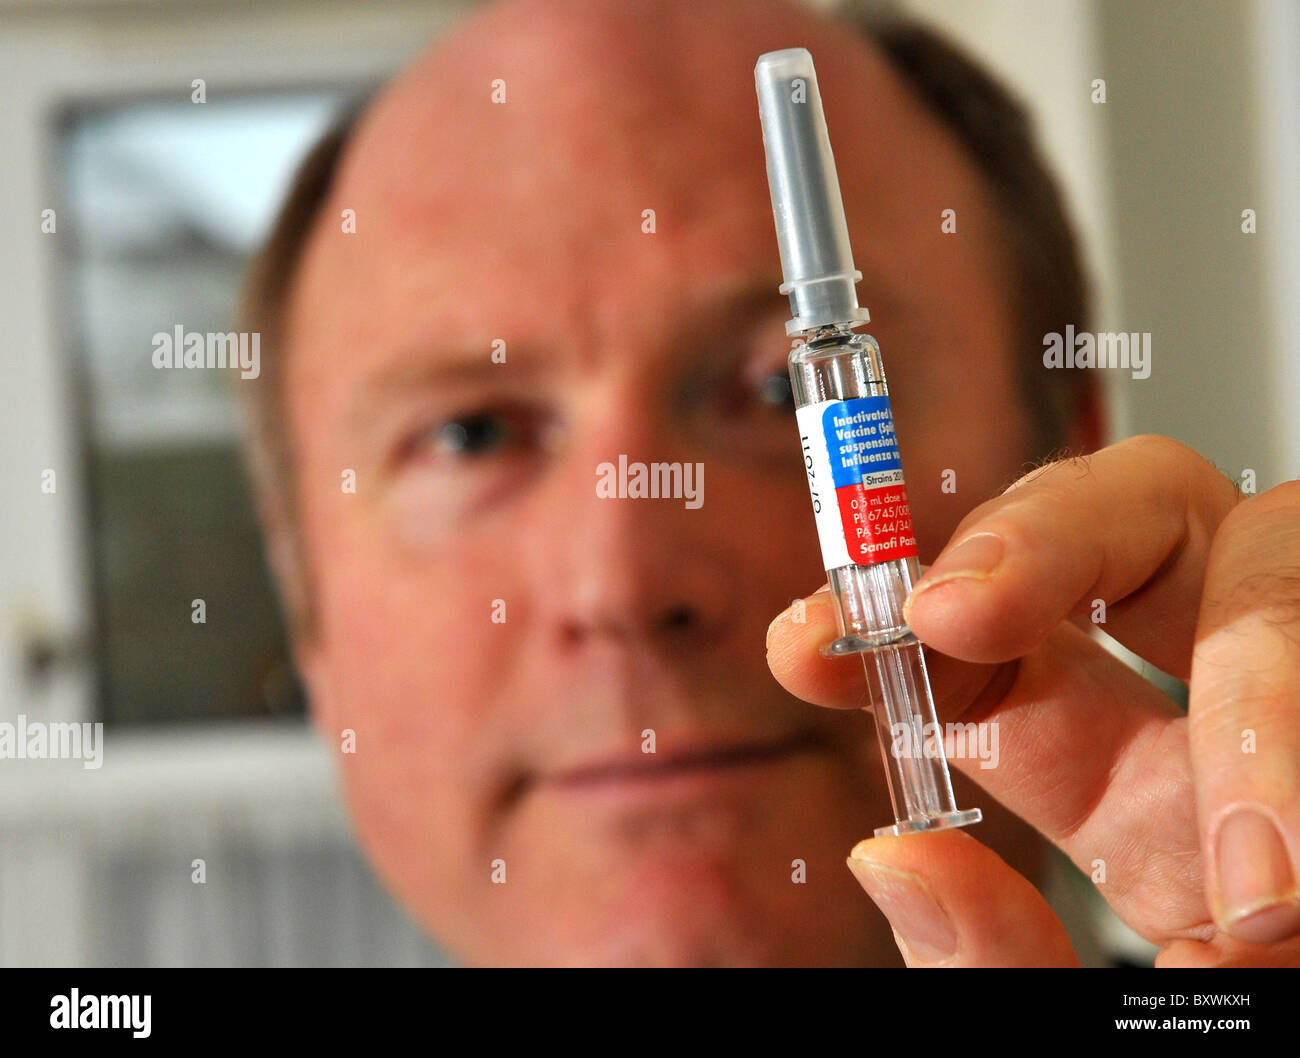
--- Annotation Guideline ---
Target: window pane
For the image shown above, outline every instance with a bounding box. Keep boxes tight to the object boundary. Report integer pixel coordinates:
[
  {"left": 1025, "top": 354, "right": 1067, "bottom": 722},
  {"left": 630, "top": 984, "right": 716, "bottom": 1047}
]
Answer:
[{"left": 59, "top": 90, "right": 360, "bottom": 724}]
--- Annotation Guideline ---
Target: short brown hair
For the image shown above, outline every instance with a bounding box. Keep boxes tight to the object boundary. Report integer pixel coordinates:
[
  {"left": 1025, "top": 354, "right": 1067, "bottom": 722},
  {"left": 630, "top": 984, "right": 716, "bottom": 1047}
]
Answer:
[
  {"left": 238, "top": 11, "right": 1092, "bottom": 635},
  {"left": 238, "top": 117, "right": 356, "bottom": 636}
]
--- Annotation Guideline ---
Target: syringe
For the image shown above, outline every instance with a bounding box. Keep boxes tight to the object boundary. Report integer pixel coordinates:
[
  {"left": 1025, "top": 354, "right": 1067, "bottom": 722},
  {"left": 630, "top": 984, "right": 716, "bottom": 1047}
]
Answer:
[{"left": 756, "top": 48, "right": 982, "bottom": 837}]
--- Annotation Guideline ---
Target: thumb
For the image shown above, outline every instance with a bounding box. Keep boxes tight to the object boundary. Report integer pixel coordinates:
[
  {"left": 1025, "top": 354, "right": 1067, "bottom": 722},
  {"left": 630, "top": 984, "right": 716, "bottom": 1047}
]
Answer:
[{"left": 847, "top": 830, "right": 1079, "bottom": 967}]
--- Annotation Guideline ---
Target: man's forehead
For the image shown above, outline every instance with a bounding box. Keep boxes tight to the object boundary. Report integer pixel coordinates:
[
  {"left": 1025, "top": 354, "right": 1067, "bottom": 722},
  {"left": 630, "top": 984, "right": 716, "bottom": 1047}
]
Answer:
[
  {"left": 325, "top": 0, "right": 913, "bottom": 225},
  {"left": 284, "top": 0, "right": 995, "bottom": 383}
]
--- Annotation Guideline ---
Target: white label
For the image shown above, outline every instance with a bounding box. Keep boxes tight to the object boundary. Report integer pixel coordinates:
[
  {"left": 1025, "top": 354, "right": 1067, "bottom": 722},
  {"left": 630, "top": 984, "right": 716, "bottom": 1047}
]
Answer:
[
  {"left": 796, "top": 400, "right": 852, "bottom": 571},
  {"left": 795, "top": 396, "right": 918, "bottom": 572}
]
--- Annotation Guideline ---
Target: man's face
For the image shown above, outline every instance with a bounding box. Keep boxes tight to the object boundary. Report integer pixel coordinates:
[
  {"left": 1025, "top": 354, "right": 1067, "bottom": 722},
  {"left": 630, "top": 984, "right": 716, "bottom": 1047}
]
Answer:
[{"left": 283, "top": 0, "right": 1034, "bottom": 965}]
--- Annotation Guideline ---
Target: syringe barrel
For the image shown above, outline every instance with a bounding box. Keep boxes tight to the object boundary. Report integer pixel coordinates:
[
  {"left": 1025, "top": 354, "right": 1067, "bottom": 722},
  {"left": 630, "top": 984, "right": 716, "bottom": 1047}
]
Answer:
[{"left": 789, "top": 327, "right": 981, "bottom": 836}]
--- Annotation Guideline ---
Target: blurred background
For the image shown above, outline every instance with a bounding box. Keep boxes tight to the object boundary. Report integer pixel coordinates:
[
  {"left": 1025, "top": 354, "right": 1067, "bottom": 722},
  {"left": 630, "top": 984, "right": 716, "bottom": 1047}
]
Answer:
[{"left": 1, "top": 0, "right": 1296, "bottom": 966}]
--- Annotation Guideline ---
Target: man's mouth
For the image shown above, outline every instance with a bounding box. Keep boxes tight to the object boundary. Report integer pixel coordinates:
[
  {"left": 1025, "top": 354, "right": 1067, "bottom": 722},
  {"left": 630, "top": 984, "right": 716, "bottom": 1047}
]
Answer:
[{"left": 535, "top": 729, "right": 830, "bottom": 801}]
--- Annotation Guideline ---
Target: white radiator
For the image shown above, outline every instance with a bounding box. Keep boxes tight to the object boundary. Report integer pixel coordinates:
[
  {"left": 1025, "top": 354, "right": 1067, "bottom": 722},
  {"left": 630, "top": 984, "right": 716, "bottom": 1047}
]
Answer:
[{"left": 0, "top": 723, "right": 451, "bottom": 967}]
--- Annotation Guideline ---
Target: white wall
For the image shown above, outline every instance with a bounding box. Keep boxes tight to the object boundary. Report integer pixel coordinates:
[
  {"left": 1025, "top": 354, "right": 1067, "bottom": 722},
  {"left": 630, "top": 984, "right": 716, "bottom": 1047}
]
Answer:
[
  {"left": 901, "top": 0, "right": 1117, "bottom": 326},
  {"left": 902, "top": 0, "right": 1298, "bottom": 487}
]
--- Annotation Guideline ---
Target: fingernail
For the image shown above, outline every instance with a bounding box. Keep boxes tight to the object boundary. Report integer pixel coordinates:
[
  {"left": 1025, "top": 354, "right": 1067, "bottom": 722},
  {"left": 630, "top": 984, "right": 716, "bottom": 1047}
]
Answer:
[
  {"left": 917, "top": 532, "right": 1004, "bottom": 592},
  {"left": 1215, "top": 808, "right": 1300, "bottom": 943},
  {"left": 847, "top": 845, "right": 957, "bottom": 963}
]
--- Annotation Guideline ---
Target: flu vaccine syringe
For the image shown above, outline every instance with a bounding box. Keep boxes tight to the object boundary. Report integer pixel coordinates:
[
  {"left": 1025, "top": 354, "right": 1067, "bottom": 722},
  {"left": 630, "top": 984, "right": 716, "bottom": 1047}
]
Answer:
[{"left": 755, "top": 48, "right": 982, "bottom": 837}]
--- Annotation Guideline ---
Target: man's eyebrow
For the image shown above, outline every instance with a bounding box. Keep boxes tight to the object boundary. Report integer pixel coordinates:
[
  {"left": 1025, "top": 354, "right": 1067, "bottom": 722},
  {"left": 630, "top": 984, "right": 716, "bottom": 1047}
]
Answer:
[
  {"left": 347, "top": 348, "right": 545, "bottom": 425},
  {"left": 696, "top": 266, "right": 905, "bottom": 330},
  {"left": 693, "top": 272, "right": 786, "bottom": 326}
]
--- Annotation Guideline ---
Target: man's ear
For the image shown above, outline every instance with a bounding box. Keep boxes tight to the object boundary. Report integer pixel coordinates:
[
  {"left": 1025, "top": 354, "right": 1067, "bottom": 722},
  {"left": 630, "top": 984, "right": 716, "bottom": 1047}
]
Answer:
[
  {"left": 293, "top": 631, "right": 338, "bottom": 740},
  {"left": 261, "top": 526, "right": 336, "bottom": 738}
]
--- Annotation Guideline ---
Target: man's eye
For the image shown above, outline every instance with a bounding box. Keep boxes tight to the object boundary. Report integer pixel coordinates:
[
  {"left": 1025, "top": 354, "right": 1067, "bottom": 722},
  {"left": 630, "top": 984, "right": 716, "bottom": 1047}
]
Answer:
[
  {"left": 410, "top": 406, "right": 546, "bottom": 464},
  {"left": 436, "top": 413, "right": 509, "bottom": 456},
  {"left": 757, "top": 372, "right": 794, "bottom": 410},
  {"left": 710, "top": 368, "right": 795, "bottom": 417}
]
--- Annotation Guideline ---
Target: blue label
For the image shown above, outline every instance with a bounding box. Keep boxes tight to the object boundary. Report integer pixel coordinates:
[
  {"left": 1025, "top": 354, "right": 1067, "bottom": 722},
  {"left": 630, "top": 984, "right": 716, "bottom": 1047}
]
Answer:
[{"left": 820, "top": 396, "right": 903, "bottom": 488}]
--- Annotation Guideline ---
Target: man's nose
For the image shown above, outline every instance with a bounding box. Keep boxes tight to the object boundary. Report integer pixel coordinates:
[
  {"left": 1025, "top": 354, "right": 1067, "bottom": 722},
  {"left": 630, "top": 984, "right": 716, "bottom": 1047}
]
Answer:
[{"left": 532, "top": 400, "right": 732, "bottom": 650}]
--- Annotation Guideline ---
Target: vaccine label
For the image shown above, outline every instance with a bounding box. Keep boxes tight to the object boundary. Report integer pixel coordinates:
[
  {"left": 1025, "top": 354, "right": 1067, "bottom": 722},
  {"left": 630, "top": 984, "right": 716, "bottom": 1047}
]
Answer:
[{"left": 795, "top": 395, "right": 919, "bottom": 570}]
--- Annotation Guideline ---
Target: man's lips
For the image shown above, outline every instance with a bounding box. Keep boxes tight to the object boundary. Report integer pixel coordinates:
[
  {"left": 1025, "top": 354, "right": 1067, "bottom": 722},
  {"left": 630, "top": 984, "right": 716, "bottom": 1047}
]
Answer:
[{"left": 538, "top": 729, "right": 830, "bottom": 793}]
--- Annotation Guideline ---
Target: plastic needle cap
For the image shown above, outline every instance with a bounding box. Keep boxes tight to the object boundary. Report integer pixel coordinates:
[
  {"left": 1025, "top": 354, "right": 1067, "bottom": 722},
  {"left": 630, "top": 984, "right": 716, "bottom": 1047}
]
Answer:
[{"left": 755, "top": 48, "right": 870, "bottom": 336}]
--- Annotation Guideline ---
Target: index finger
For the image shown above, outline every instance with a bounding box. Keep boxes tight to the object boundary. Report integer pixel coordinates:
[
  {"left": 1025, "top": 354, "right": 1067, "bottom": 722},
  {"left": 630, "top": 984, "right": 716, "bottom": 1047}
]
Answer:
[
  {"left": 903, "top": 434, "right": 1241, "bottom": 679},
  {"left": 1188, "top": 481, "right": 1300, "bottom": 943}
]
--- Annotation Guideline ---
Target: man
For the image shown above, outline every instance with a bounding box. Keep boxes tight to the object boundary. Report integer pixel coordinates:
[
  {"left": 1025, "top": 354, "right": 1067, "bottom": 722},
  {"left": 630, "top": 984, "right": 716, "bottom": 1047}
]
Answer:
[{"left": 239, "top": 0, "right": 1300, "bottom": 966}]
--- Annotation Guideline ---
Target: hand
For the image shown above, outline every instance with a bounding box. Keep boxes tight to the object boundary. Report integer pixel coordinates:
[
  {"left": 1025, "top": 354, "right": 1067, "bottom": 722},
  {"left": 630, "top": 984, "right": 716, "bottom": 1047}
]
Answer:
[{"left": 767, "top": 435, "right": 1300, "bottom": 967}]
